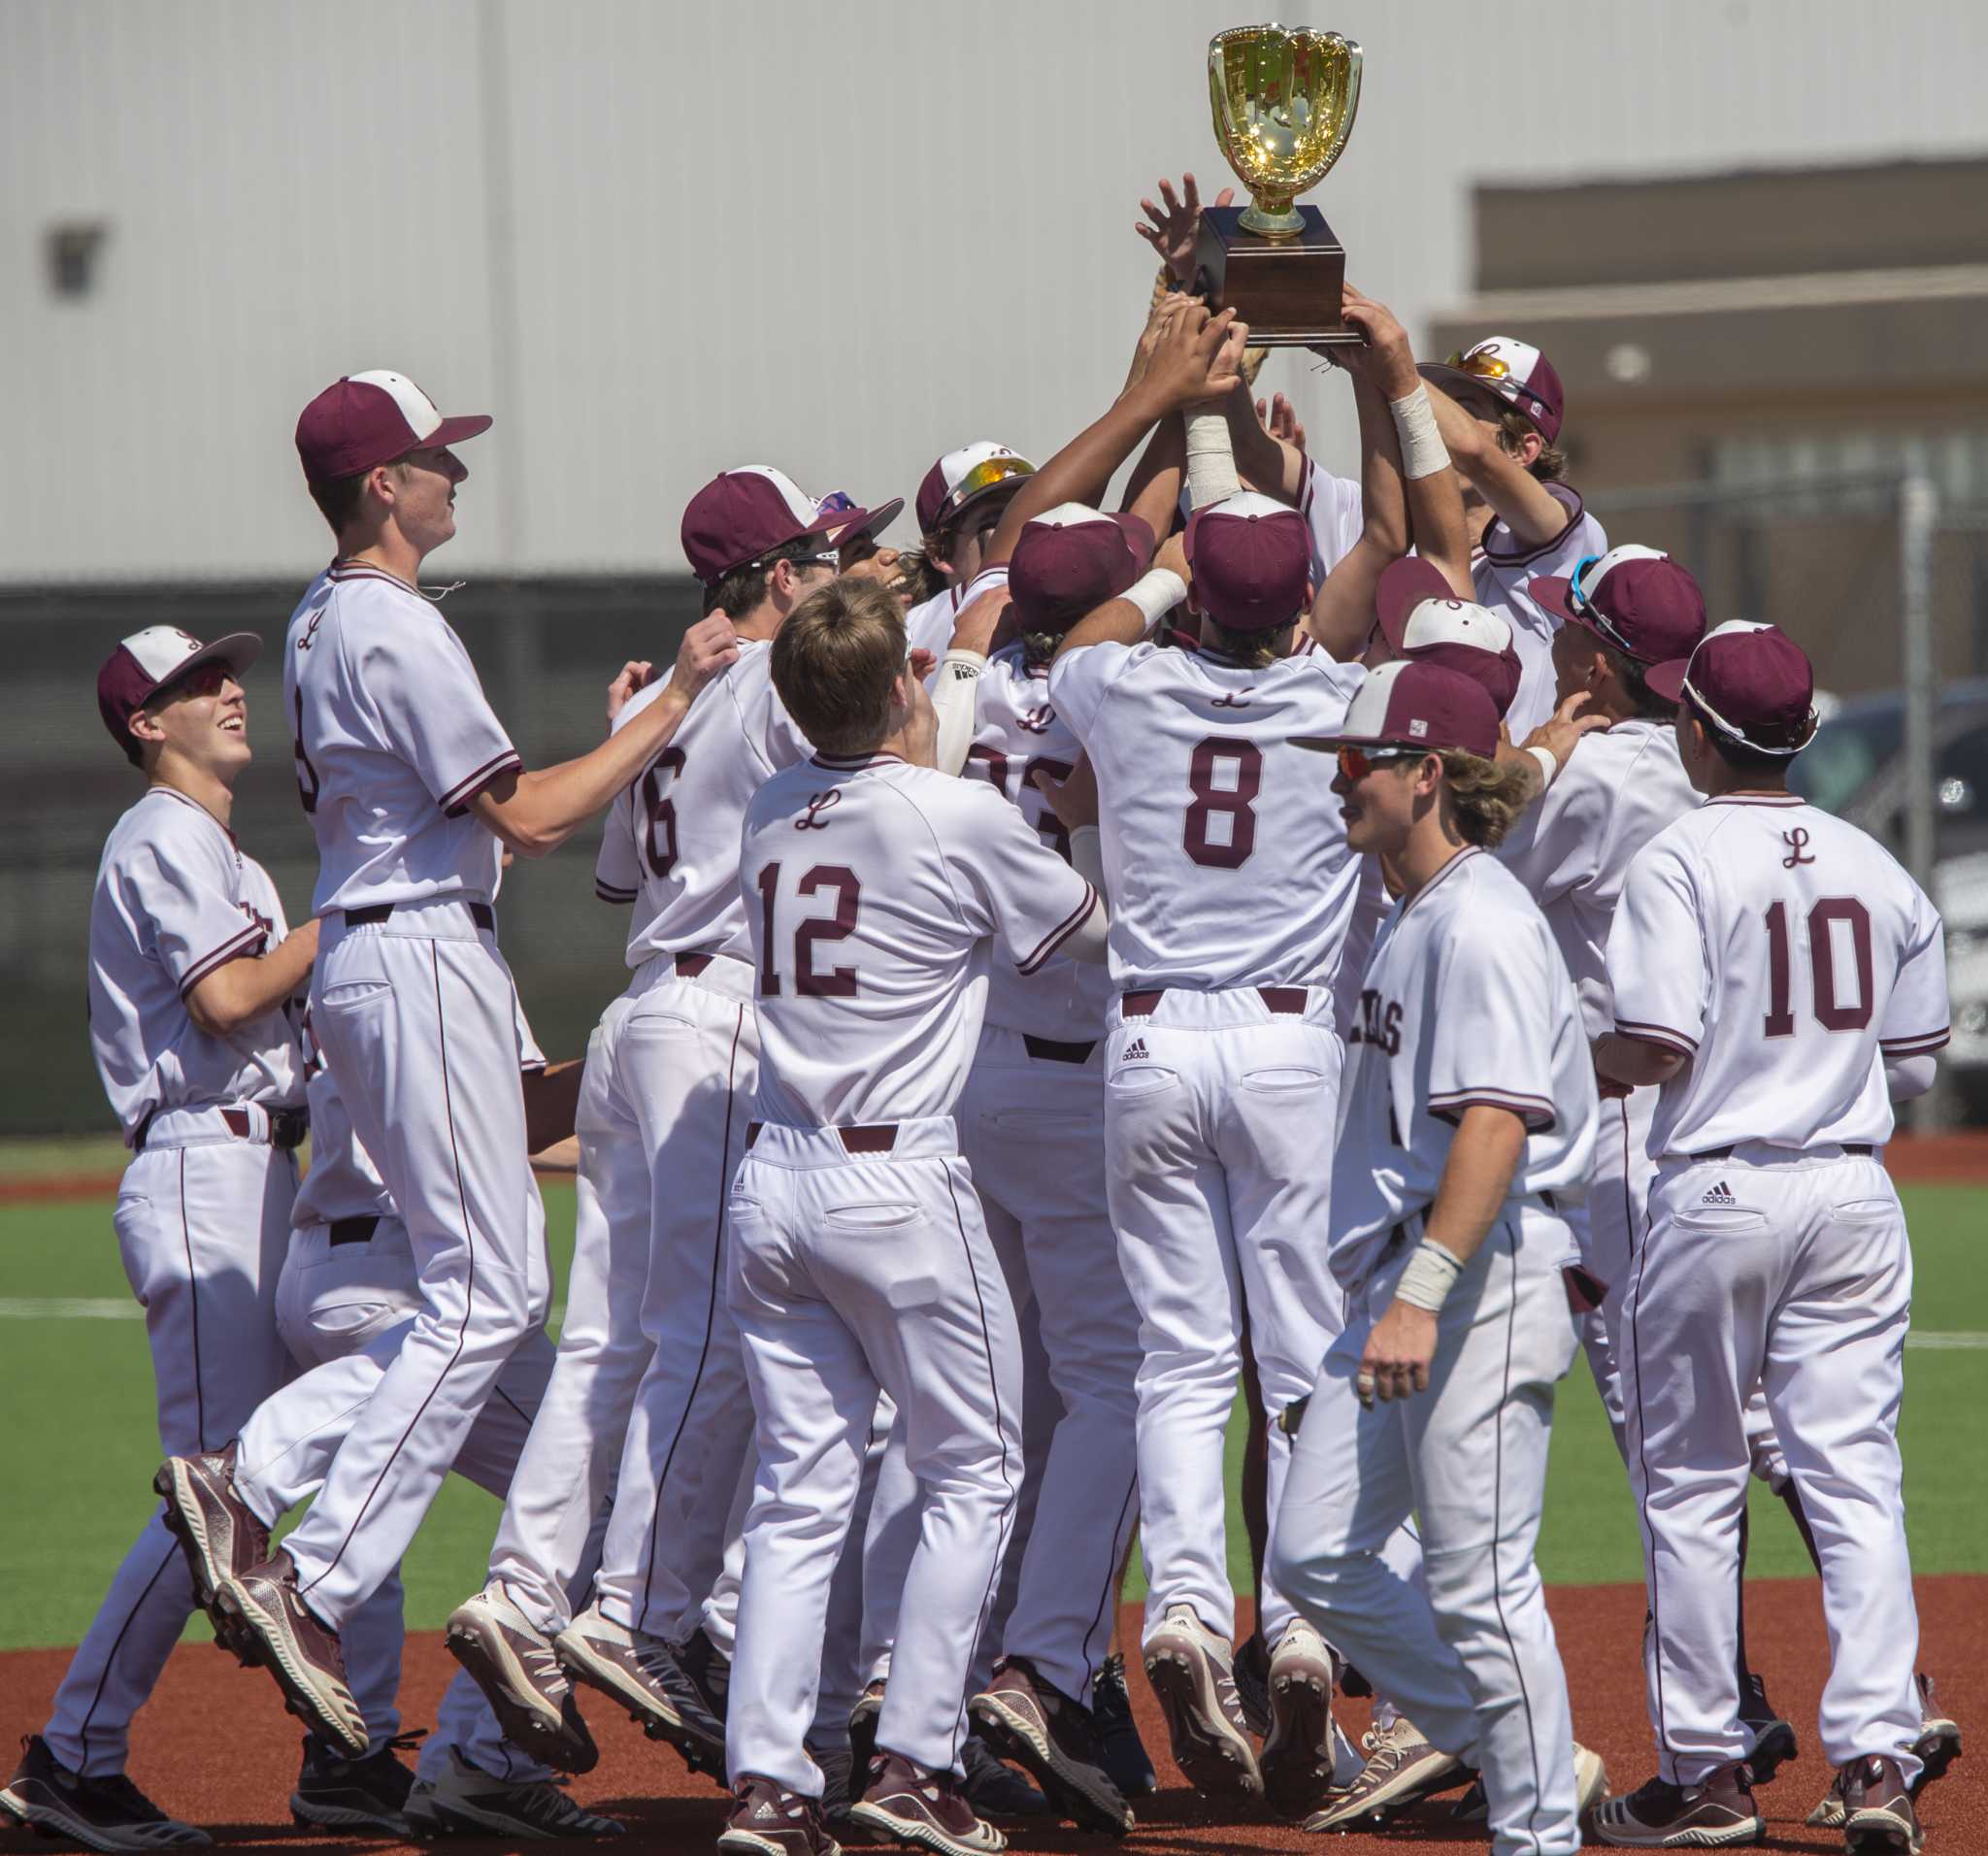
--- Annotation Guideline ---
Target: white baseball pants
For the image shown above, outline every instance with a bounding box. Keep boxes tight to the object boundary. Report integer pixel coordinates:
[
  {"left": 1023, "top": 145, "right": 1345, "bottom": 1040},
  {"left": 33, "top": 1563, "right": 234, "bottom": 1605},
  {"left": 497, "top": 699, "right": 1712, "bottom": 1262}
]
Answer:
[
  {"left": 726, "top": 1118, "right": 1023, "bottom": 1796},
  {"left": 1106, "top": 985, "right": 1345, "bottom": 1645},
  {"left": 259, "top": 1210, "right": 577, "bottom": 1783},
  {"left": 1273, "top": 1203, "right": 1583, "bottom": 1856},
  {"left": 283, "top": 902, "right": 545, "bottom": 1629},
  {"left": 1623, "top": 1145, "right": 1921, "bottom": 1787},
  {"left": 44, "top": 1130, "right": 298, "bottom": 1776}
]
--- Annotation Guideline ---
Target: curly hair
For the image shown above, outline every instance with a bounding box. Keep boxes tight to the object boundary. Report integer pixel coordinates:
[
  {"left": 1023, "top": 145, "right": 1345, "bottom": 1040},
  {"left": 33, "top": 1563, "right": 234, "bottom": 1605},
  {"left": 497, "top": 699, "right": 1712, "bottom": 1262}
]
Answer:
[{"left": 1441, "top": 749, "right": 1535, "bottom": 847}]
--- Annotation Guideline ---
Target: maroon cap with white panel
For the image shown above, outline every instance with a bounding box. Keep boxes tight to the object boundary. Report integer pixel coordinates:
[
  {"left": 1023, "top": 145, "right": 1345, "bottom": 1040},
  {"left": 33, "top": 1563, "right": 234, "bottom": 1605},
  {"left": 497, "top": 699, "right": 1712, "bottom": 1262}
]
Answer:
[
  {"left": 295, "top": 371, "right": 493, "bottom": 483},
  {"left": 1419, "top": 336, "right": 1565, "bottom": 443},
  {"left": 680, "top": 466, "right": 876, "bottom": 586},
  {"left": 98, "top": 626, "right": 262, "bottom": 757},
  {"left": 1374, "top": 558, "right": 1522, "bottom": 717},
  {"left": 1185, "top": 491, "right": 1311, "bottom": 634},
  {"left": 1534, "top": 546, "right": 1706, "bottom": 666},
  {"left": 1321, "top": 659, "right": 1502, "bottom": 761},
  {"left": 1009, "top": 503, "right": 1155, "bottom": 637},
  {"left": 915, "top": 442, "right": 1037, "bottom": 536},
  {"left": 1646, "top": 620, "right": 1818, "bottom": 756}
]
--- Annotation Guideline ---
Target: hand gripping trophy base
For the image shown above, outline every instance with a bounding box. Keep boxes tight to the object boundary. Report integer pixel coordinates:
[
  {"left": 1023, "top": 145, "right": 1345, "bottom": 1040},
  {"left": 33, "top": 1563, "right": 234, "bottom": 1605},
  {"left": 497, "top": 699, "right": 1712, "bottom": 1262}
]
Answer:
[{"left": 1192, "top": 204, "right": 1359, "bottom": 348}]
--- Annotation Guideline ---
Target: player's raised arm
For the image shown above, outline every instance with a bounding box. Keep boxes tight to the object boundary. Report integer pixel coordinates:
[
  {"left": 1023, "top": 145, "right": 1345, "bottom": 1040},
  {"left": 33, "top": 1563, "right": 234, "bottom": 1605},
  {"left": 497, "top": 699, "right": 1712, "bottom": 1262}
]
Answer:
[
  {"left": 466, "top": 615, "right": 739, "bottom": 857},
  {"left": 1419, "top": 363, "right": 1569, "bottom": 550}
]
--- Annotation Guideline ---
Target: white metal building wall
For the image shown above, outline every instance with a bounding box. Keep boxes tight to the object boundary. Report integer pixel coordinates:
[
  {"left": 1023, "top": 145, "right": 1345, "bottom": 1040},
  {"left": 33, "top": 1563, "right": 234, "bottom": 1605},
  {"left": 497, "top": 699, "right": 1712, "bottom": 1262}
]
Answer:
[{"left": 5, "top": 0, "right": 1986, "bottom": 581}]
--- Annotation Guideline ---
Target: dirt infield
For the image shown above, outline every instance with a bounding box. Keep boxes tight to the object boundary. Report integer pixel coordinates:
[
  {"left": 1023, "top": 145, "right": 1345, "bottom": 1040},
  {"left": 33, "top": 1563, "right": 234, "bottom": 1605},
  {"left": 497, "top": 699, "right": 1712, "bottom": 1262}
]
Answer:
[{"left": 3, "top": 1579, "right": 1979, "bottom": 1853}]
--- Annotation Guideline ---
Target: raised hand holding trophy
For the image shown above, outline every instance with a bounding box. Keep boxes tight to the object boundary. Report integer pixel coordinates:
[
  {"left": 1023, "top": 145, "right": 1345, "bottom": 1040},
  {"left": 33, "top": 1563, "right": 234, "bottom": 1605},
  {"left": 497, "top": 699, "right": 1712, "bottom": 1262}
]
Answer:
[{"left": 1193, "top": 23, "right": 1362, "bottom": 347}]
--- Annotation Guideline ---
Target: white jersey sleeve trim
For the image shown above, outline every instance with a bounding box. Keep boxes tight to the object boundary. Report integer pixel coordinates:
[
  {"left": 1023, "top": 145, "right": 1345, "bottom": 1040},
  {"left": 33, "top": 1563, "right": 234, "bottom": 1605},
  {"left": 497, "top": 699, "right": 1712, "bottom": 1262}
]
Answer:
[
  {"left": 1427, "top": 1085, "right": 1557, "bottom": 1132},
  {"left": 595, "top": 878, "right": 638, "bottom": 904},
  {"left": 1879, "top": 1025, "right": 1950, "bottom": 1056},
  {"left": 1016, "top": 881, "right": 1099, "bottom": 976},
  {"left": 439, "top": 747, "right": 524, "bottom": 816},
  {"left": 1613, "top": 1016, "right": 1699, "bottom": 1056},
  {"left": 177, "top": 919, "right": 266, "bottom": 999}
]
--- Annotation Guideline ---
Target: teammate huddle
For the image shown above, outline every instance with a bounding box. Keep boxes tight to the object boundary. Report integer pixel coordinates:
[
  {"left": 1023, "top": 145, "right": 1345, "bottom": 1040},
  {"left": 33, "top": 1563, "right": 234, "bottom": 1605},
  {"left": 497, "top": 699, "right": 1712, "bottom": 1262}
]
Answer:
[{"left": 1, "top": 177, "right": 1960, "bottom": 1856}]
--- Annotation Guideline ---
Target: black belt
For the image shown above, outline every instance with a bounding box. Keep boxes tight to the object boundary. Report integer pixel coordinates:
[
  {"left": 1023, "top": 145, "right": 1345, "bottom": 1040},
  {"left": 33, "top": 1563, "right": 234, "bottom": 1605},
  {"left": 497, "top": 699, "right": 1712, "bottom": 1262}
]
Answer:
[
  {"left": 328, "top": 1215, "right": 381, "bottom": 1245},
  {"left": 135, "top": 1105, "right": 308, "bottom": 1154},
  {"left": 344, "top": 901, "right": 495, "bottom": 932},
  {"left": 1693, "top": 1143, "right": 1873, "bottom": 1161},
  {"left": 746, "top": 1120, "right": 899, "bottom": 1156},
  {"left": 1121, "top": 985, "right": 1309, "bottom": 1017},
  {"left": 1022, "top": 1035, "right": 1097, "bottom": 1065}
]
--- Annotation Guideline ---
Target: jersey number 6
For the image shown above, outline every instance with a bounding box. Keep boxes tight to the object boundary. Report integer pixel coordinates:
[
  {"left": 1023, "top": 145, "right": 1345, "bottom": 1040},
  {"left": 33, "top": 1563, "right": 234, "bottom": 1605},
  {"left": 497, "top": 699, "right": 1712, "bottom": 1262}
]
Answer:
[
  {"left": 639, "top": 748, "right": 688, "bottom": 878},
  {"left": 1184, "top": 737, "right": 1263, "bottom": 869},
  {"left": 755, "top": 862, "right": 861, "bottom": 998}
]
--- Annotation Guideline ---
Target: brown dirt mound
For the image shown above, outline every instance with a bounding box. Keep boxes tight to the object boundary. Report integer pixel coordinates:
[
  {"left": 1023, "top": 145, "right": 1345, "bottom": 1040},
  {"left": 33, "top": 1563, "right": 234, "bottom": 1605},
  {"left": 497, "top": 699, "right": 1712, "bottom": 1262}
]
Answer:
[{"left": 3, "top": 1579, "right": 1980, "bottom": 1853}]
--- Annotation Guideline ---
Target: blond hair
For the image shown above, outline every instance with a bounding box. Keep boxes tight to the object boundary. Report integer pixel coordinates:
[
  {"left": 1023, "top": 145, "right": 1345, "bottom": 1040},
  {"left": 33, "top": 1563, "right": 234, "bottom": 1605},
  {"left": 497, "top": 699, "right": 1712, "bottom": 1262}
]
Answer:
[
  {"left": 1202, "top": 617, "right": 1296, "bottom": 671},
  {"left": 771, "top": 577, "right": 907, "bottom": 755},
  {"left": 1441, "top": 748, "right": 1534, "bottom": 847},
  {"left": 1499, "top": 409, "right": 1568, "bottom": 483}
]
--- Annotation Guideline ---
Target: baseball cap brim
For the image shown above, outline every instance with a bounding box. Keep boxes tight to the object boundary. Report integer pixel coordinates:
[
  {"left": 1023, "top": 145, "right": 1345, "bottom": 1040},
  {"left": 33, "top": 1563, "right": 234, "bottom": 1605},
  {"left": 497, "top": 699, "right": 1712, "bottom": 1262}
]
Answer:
[
  {"left": 1417, "top": 361, "right": 1549, "bottom": 436},
  {"left": 934, "top": 471, "right": 1031, "bottom": 532},
  {"left": 1643, "top": 657, "right": 1690, "bottom": 703},
  {"left": 830, "top": 497, "right": 906, "bottom": 550},
  {"left": 163, "top": 632, "right": 264, "bottom": 691},
  {"left": 1375, "top": 557, "right": 1458, "bottom": 651},
  {"left": 421, "top": 414, "right": 493, "bottom": 451}
]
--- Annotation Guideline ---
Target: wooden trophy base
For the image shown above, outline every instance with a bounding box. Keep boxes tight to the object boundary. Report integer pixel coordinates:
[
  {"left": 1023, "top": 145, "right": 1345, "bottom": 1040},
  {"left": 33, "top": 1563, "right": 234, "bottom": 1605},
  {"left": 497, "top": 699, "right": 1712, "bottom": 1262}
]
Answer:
[{"left": 1191, "top": 204, "right": 1358, "bottom": 348}]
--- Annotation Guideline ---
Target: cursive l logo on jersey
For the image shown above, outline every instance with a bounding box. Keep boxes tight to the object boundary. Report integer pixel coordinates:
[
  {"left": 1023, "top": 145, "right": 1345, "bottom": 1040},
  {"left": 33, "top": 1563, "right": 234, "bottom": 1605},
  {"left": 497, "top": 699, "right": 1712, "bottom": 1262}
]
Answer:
[
  {"left": 1016, "top": 705, "right": 1056, "bottom": 735},
  {"left": 1780, "top": 828, "right": 1814, "bottom": 868},
  {"left": 1211, "top": 689, "right": 1253, "bottom": 709},
  {"left": 795, "top": 790, "right": 842, "bottom": 831}
]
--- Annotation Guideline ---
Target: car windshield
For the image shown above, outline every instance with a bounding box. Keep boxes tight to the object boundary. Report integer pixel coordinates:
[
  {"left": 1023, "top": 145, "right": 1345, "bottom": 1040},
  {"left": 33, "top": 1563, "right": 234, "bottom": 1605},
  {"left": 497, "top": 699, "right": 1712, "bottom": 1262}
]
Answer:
[{"left": 1789, "top": 684, "right": 1988, "bottom": 859}]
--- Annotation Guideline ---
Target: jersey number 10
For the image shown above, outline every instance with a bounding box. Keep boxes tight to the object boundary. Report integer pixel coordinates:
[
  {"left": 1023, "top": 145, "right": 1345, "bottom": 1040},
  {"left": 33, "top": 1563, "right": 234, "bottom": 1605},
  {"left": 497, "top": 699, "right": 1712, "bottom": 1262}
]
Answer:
[{"left": 1763, "top": 897, "right": 1873, "bottom": 1038}]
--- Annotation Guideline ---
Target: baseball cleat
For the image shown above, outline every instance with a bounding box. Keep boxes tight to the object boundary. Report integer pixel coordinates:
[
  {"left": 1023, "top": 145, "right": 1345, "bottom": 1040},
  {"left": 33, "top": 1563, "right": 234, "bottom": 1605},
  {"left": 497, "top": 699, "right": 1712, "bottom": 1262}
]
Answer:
[
  {"left": 1586, "top": 1761, "right": 1763, "bottom": 1846},
  {"left": 403, "top": 1743, "right": 624, "bottom": 1840},
  {"left": 553, "top": 1602, "right": 724, "bottom": 1780},
  {"left": 718, "top": 1774, "right": 843, "bottom": 1855},
  {"left": 1841, "top": 1753, "right": 1923, "bottom": 1855},
  {"left": 1912, "top": 1672, "right": 1962, "bottom": 1787},
  {"left": 153, "top": 1443, "right": 269, "bottom": 1661},
  {"left": 288, "top": 1732, "right": 416, "bottom": 1836},
  {"left": 847, "top": 1751, "right": 1006, "bottom": 1856},
  {"left": 1806, "top": 1766, "right": 1850, "bottom": 1830},
  {"left": 0, "top": 1736, "right": 211, "bottom": 1852},
  {"left": 957, "top": 1739, "right": 1047, "bottom": 1820},
  {"left": 1141, "top": 1604, "right": 1263, "bottom": 1800},
  {"left": 446, "top": 1581, "right": 599, "bottom": 1775},
  {"left": 1231, "top": 1628, "right": 1272, "bottom": 1739},
  {"left": 212, "top": 1549, "right": 368, "bottom": 1758},
  {"left": 968, "top": 1655, "right": 1134, "bottom": 1835},
  {"left": 1258, "top": 1619, "right": 1359, "bottom": 1819},
  {"left": 1737, "top": 1671, "right": 1798, "bottom": 1784},
  {"left": 847, "top": 1679, "right": 886, "bottom": 1788},
  {"left": 675, "top": 1623, "right": 733, "bottom": 1723},
  {"left": 1090, "top": 1654, "right": 1155, "bottom": 1798},
  {"left": 1304, "top": 1715, "right": 1469, "bottom": 1831}
]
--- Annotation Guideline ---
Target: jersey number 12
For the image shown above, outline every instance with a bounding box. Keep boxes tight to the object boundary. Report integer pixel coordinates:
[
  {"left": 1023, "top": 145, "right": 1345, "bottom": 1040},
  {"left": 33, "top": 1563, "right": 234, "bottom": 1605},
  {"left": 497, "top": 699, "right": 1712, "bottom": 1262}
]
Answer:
[{"left": 755, "top": 862, "right": 861, "bottom": 998}]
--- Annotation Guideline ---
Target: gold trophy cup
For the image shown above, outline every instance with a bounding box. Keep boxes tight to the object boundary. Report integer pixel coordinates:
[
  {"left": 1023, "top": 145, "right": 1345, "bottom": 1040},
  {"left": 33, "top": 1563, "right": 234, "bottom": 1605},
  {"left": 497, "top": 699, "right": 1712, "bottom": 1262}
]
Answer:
[{"left": 1194, "top": 23, "right": 1363, "bottom": 346}]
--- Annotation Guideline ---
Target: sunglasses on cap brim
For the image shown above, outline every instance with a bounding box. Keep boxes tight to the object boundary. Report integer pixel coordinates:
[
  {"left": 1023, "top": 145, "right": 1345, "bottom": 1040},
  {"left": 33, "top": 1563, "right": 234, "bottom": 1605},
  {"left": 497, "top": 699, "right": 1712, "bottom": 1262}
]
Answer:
[
  {"left": 937, "top": 457, "right": 1035, "bottom": 525},
  {"left": 1564, "top": 554, "right": 1653, "bottom": 661}
]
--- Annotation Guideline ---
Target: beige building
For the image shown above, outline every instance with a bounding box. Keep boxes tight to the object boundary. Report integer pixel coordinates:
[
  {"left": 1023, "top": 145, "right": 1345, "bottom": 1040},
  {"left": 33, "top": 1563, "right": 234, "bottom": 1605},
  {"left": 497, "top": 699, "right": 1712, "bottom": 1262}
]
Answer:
[{"left": 1429, "top": 158, "right": 1988, "bottom": 696}]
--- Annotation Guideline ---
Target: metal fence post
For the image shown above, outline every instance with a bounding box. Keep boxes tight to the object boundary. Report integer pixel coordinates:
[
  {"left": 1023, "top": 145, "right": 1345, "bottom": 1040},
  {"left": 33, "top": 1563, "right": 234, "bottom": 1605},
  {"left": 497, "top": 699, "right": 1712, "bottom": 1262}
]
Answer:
[{"left": 1899, "top": 472, "right": 1944, "bottom": 1132}]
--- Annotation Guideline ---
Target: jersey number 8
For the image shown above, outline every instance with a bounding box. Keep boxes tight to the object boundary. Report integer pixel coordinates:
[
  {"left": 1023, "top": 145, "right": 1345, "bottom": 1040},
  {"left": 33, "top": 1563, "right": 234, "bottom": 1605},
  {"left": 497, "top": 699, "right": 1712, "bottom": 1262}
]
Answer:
[{"left": 1184, "top": 737, "right": 1263, "bottom": 869}]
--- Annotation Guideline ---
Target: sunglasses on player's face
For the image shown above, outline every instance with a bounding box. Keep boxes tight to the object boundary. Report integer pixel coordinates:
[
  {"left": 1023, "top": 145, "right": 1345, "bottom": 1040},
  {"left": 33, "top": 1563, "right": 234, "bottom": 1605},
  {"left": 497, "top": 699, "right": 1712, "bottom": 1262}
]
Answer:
[
  {"left": 164, "top": 662, "right": 233, "bottom": 702},
  {"left": 1335, "top": 745, "right": 1421, "bottom": 783}
]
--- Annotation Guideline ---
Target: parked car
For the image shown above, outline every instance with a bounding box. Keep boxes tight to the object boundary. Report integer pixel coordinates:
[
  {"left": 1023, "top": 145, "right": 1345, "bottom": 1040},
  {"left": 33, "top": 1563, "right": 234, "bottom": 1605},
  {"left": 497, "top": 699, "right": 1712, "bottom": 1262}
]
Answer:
[{"left": 1788, "top": 679, "right": 1988, "bottom": 1114}]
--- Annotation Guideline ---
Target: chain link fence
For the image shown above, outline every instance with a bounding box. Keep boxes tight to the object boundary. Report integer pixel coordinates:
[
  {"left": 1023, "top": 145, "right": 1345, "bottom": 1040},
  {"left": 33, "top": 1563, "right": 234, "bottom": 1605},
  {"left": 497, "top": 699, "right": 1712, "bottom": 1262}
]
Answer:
[{"left": 5, "top": 470, "right": 1985, "bottom": 1137}]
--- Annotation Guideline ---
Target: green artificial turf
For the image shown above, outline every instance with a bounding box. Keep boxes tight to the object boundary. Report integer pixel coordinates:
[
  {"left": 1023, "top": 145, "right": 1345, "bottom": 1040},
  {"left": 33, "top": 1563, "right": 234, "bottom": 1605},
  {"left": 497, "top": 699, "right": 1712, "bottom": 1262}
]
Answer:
[{"left": 2, "top": 1182, "right": 1982, "bottom": 1651}]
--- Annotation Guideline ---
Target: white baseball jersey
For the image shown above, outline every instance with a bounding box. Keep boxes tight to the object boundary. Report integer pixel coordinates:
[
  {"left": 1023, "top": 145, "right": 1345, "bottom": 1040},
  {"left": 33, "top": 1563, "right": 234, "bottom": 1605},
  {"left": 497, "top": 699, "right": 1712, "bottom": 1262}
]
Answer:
[
  {"left": 1046, "top": 640, "right": 1365, "bottom": 990},
  {"left": 962, "top": 644, "right": 1115, "bottom": 1040},
  {"left": 593, "top": 641, "right": 811, "bottom": 966},
  {"left": 88, "top": 786, "right": 305, "bottom": 1143},
  {"left": 1495, "top": 720, "right": 1699, "bottom": 1040},
  {"left": 1331, "top": 849, "right": 1599, "bottom": 1289},
  {"left": 905, "top": 564, "right": 1010, "bottom": 662},
  {"left": 1474, "top": 482, "right": 1607, "bottom": 738},
  {"left": 291, "top": 999, "right": 546, "bottom": 1230},
  {"left": 742, "top": 753, "right": 1097, "bottom": 1126},
  {"left": 1301, "top": 460, "right": 1364, "bottom": 586},
  {"left": 1608, "top": 794, "right": 1949, "bottom": 1155},
  {"left": 284, "top": 563, "right": 517, "bottom": 913}
]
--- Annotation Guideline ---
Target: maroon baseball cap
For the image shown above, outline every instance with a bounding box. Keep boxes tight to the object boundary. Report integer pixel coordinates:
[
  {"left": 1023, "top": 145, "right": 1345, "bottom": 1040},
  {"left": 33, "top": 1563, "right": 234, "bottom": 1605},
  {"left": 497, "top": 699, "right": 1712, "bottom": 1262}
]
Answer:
[
  {"left": 1008, "top": 504, "right": 1154, "bottom": 637},
  {"left": 1420, "top": 336, "right": 1565, "bottom": 444},
  {"left": 1646, "top": 621, "right": 1818, "bottom": 756},
  {"left": 295, "top": 371, "right": 492, "bottom": 484},
  {"left": 1535, "top": 547, "right": 1706, "bottom": 666},
  {"left": 1374, "top": 558, "right": 1522, "bottom": 716},
  {"left": 1323, "top": 659, "right": 1501, "bottom": 761},
  {"left": 680, "top": 467, "right": 874, "bottom": 585},
  {"left": 915, "top": 442, "right": 1037, "bottom": 536},
  {"left": 1185, "top": 492, "right": 1310, "bottom": 634},
  {"left": 818, "top": 489, "right": 907, "bottom": 553},
  {"left": 98, "top": 625, "right": 262, "bottom": 760}
]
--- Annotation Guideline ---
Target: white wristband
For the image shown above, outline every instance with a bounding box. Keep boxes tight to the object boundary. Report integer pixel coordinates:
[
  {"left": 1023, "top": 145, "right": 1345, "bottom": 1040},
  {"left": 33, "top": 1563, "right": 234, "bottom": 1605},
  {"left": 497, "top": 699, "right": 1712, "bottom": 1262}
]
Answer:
[
  {"left": 1395, "top": 1236, "right": 1467, "bottom": 1312},
  {"left": 1124, "top": 568, "right": 1187, "bottom": 626},
  {"left": 1527, "top": 745, "right": 1558, "bottom": 787},
  {"left": 1186, "top": 411, "right": 1242, "bottom": 510},
  {"left": 1388, "top": 384, "right": 1450, "bottom": 481},
  {"left": 930, "top": 649, "right": 986, "bottom": 779}
]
